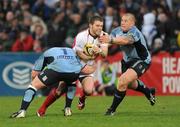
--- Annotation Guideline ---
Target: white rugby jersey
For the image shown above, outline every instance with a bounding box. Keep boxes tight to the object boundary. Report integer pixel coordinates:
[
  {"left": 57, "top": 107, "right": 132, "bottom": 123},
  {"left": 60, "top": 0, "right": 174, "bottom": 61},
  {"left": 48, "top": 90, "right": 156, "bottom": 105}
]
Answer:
[{"left": 73, "top": 29, "right": 107, "bottom": 66}]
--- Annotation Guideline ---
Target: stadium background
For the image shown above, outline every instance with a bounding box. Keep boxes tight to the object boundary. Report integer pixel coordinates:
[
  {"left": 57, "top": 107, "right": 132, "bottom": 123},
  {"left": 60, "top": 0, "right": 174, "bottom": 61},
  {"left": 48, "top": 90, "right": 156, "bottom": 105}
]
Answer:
[
  {"left": 0, "top": 1, "right": 180, "bottom": 127},
  {"left": 0, "top": 0, "right": 179, "bottom": 96},
  {"left": 1, "top": 51, "right": 180, "bottom": 96}
]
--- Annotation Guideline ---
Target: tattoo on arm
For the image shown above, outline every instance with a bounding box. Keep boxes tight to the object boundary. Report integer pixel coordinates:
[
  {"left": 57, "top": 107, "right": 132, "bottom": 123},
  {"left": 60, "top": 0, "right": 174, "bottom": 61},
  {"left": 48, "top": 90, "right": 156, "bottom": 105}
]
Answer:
[{"left": 126, "top": 35, "right": 135, "bottom": 44}]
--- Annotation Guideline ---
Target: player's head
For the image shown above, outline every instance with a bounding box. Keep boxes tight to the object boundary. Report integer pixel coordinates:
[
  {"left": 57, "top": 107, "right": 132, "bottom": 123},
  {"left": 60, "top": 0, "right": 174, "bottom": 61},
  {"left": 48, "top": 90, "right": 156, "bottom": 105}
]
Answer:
[
  {"left": 89, "top": 15, "right": 103, "bottom": 37},
  {"left": 121, "top": 13, "right": 136, "bottom": 32}
]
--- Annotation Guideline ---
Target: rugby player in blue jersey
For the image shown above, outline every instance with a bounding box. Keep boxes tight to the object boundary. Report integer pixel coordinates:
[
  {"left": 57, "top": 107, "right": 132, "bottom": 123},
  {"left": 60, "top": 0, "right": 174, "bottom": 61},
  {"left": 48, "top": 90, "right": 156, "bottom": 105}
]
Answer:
[
  {"left": 10, "top": 47, "right": 96, "bottom": 118},
  {"left": 99, "top": 13, "right": 156, "bottom": 116}
]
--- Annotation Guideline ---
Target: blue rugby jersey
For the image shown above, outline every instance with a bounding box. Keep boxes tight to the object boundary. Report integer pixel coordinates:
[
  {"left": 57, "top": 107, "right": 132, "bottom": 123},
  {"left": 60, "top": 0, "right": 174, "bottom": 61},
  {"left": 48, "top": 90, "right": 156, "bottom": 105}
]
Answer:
[
  {"left": 111, "top": 26, "right": 151, "bottom": 64},
  {"left": 33, "top": 47, "right": 83, "bottom": 73}
]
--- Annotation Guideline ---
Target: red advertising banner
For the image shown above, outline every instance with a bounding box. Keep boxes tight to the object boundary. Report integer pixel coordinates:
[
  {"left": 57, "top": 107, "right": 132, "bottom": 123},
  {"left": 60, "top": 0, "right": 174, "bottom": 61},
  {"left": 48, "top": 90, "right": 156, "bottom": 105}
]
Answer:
[
  {"left": 140, "top": 52, "right": 180, "bottom": 96},
  {"left": 126, "top": 52, "right": 180, "bottom": 96},
  {"left": 81, "top": 52, "right": 180, "bottom": 96}
]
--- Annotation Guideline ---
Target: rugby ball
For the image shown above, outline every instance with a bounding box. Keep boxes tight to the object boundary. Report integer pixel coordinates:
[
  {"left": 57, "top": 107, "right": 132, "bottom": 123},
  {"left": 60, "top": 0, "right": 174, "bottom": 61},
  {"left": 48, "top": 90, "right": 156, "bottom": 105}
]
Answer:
[{"left": 83, "top": 43, "right": 94, "bottom": 56}]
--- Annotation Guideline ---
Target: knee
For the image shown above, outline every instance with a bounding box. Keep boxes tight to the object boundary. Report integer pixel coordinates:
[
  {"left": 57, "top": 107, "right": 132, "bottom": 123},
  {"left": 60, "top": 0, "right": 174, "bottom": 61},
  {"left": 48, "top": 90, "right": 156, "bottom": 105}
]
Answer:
[
  {"left": 31, "top": 71, "right": 40, "bottom": 80},
  {"left": 83, "top": 87, "right": 93, "bottom": 96},
  {"left": 117, "top": 77, "right": 128, "bottom": 91},
  {"left": 128, "top": 80, "right": 138, "bottom": 89},
  {"left": 55, "top": 89, "right": 61, "bottom": 96},
  {"left": 84, "top": 90, "right": 93, "bottom": 96}
]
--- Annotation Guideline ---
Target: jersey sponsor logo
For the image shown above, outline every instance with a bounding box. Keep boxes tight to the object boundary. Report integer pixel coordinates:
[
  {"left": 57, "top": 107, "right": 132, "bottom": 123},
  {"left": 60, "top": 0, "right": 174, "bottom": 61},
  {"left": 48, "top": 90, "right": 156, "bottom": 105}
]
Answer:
[
  {"left": 139, "top": 64, "right": 143, "bottom": 69},
  {"left": 57, "top": 55, "right": 74, "bottom": 59},
  {"left": 42, "top": 75, "right": 47, "bottom": 81},
  {"left": 2, "top": 62, "right": 33, "bottom": 89}
]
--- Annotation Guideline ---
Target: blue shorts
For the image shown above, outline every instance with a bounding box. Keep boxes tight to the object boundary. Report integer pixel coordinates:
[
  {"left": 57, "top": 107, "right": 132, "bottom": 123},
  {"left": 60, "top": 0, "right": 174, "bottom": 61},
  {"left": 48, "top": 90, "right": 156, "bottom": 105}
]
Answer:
[
  {"left": 38, "top": 69, "right": 79, "bottom": 87},
  {"left": 121, "top": 59, "right": 150, "bottom": 77}
]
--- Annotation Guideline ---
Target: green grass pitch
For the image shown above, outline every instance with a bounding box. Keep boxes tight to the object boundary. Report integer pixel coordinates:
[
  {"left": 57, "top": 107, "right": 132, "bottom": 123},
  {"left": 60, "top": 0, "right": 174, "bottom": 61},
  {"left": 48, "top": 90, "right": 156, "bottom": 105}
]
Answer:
[{"left": 0, "top": 96, "right": 179, "bottom": 127}]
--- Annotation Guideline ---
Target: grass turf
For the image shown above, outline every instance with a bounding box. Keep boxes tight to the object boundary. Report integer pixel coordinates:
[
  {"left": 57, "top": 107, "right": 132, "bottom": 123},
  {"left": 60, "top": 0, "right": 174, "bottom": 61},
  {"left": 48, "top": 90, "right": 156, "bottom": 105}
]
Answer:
[{"left": 0, "top": 96, "right": 179, "bottom": 127}]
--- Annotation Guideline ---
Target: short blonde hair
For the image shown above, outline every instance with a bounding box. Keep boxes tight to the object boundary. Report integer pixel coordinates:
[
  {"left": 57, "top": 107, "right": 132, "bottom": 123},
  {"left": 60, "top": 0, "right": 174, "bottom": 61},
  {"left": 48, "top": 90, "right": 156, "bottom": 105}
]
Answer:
[{"left": 122, "top": 13, "right": 136, "bottom": 23}]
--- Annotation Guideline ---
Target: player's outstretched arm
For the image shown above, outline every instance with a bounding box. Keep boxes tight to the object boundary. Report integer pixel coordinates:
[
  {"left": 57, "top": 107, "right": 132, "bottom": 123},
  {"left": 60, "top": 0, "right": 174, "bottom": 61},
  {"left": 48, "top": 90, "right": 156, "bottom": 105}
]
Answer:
[
  {"left": 80, "top": 63, "right": 97, "bottom": 75},
  {"left": 111, "top": 35, "right": 134, "bottom": 45},
  {"left": 99, "top": 34, "right": 135, "bottom": 45}
]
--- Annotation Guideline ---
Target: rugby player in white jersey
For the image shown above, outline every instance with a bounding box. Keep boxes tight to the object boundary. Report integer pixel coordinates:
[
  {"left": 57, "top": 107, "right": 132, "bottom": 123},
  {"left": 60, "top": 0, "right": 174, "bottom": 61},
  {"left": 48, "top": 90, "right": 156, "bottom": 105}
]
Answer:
[{"left": 37, "top": 15, "right": 109, "bottom": 116}]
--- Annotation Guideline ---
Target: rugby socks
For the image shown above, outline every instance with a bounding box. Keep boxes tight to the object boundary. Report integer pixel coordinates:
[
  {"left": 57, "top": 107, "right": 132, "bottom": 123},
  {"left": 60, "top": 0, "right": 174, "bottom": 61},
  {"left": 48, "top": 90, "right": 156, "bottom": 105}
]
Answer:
[
  {"left": 20, "top": 86, "right": 37, "bottom": 110},
  {"left": 135, "top": 80, "right": 151, "bottom": 99},
  {"left": 39, "top": 86, "right": 66, "bottom": 111},
  {"left": 79, "top": 88, "right": 85, "bottom": 98},
  {"left": 42, "top": 88, "right": 60, "bottom": 108},
  {"left": 40, "top": 83, "right": 68, "bottom": 110},
  {"left": 65, "top": 85, "right": 76, "bottom": 108},
  {"left": 78, "top": 85, "right": 91, "bottom": 102},
  {"left": 110, "top": 89, "right": 126, "bottom": 112},
  {"left": 78, "top": 89, "right": 87, "bottom": 105}
]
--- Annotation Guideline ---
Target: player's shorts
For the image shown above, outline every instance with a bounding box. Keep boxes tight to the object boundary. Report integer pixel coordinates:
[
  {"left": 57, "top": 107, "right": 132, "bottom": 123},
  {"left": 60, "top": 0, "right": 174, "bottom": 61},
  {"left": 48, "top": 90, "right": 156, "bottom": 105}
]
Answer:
[
  {"left": 38, "top": 69, "right": 79, "bottom": 87},
  {"left": 79, "top": 74, "right": 94, "bottom": 83},
  {"left": 121, "top": 59, "right": 150, "bottom": 77}
]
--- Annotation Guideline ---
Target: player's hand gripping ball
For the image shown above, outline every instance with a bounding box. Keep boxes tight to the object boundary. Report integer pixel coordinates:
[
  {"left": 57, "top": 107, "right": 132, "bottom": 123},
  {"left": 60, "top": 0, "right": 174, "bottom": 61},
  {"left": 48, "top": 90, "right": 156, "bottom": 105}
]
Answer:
[{"left": 83, "top": 43, "right": 95, "bottom": 56}]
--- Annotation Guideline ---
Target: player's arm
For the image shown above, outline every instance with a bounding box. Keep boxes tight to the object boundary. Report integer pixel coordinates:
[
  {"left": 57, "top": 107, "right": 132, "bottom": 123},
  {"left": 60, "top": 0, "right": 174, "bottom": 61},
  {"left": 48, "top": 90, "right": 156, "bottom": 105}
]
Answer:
[
  {"left": 99, "top": 34, "right": 135, "bottom": 45},
  {"left": 110, "top": 35, "right": 135, "bottom": 45},
  {"left": 76, "top": 50, "right": 96, "bottom": 61},
  {"left": 92, "top": 43, "right": 108, "bottom": 58},
  {"left": 99, "top": 32, "right": 109, "bottom": 57},
  {"left": 99, "top": 43, "right": 108, "bottom": 57},
  {"left": 31, "top": 54, "right": 45, "bottom": 80},
  {"left": 73, "top": 34, "right": 96, "bottom": 61}
]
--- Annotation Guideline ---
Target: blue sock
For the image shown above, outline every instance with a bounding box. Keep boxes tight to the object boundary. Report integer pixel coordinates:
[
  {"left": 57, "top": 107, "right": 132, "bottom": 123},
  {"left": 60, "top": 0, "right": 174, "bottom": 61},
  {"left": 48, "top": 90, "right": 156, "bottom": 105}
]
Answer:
[
  {"left": 20, "top": 86, "right": 37, "bottom": 110},
  {"left": 65, "top": 85, "right": 76, "bottom": 108}
]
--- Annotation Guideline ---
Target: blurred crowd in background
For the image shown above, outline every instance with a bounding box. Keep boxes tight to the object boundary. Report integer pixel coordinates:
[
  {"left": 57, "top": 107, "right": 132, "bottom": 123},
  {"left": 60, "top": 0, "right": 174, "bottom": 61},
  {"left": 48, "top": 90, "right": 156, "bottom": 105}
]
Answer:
[
  {"left": 0, "top": 0, "right": 179, "bottom": 55},
  {"left": 0, "top": 0, "right": 180, "bottom": 96}
]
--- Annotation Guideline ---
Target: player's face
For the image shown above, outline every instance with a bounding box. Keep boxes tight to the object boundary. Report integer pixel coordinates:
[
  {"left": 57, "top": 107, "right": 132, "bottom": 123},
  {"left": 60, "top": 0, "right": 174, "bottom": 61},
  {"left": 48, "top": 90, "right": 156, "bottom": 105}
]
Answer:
[
  {"left": 90, "top": 21, "right": 103, "bottom": 36},
  {"left": 121, "top": 16, "right": 134, "bottom": 32}
]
